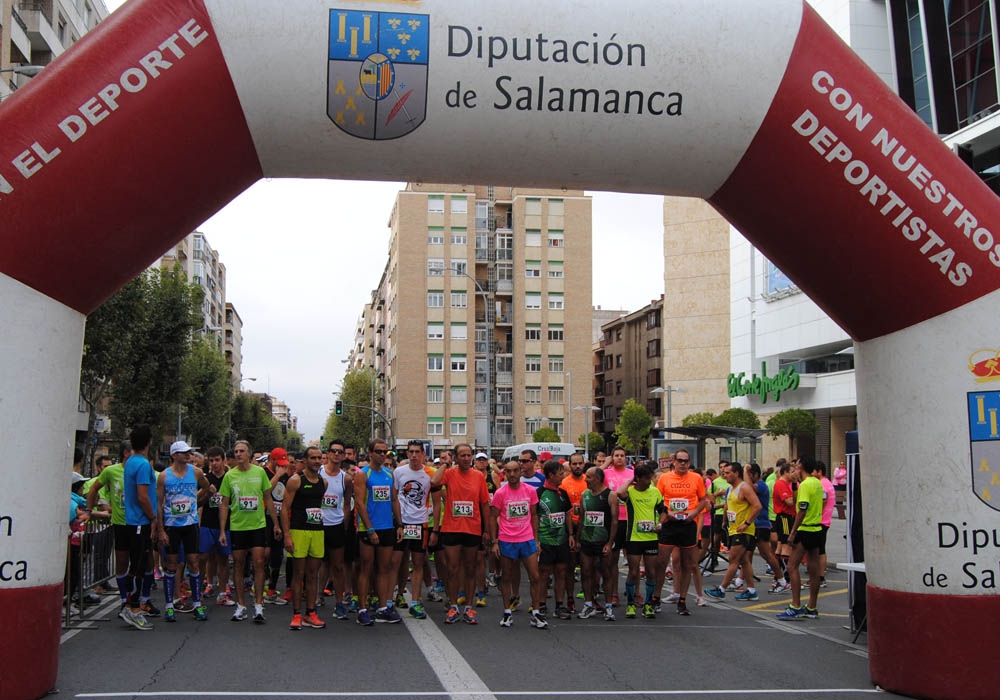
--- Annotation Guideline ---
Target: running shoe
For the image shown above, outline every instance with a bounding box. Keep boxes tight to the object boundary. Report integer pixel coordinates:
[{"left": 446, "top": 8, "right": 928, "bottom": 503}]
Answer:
[
  {"left": 803, "top": 606, "right": 819, "bottom": 619},
  {"left": 216, "top": 592, "right": 236, "bottom": 607},
  {"left": 603, "top": 605, "right": 615, "bottom": 622},
  {"left": 555, "top": 605, "right": 571, "bottom": 620},
  {"left": 566, "top": 601, "right": 576, "bottom": 615},
  {"left": 264, "top": 589, "right": 280, "bottom": 604},
  {"left": 334, "top": 602, "right": 348, "bottom": 620},
  {"left": 508, "top": 595, "right": 520, "bottom": 612},
  {"left": 735, "top": 590, "right": 759, "bottom": 601},
  {"left": 231, "top": 605, "right": 248, "bottom": 622},
  {"left": 203, "top": 583, "right": 215, "bottom": 596},
  {"left": 173, "top": 598, "right": 195, "bottom": 613},
  {"left": 290, "top": 612, "right": 302, "bottom": 630},
  {"left": 323, "top": 586, "right": 334, "bottom": 597},
  {"left": 426, "top": 589, "right": 444, "bottom": 603},
  {"left": 140, "top": 600, "right": 161, "bottom": 617},
  {"left": 665, "top": 567, "right": 673, "bottom": 581},
  {"left": 443, "top": 606, "right": 460, "bottom": 624},
  {"left": 347, "top": 595, "right": 360, "bottom": 613},
  {"left": 356, "top": 609, "right": 374, "bottom": 626},
  {"left": 578, "top": 603, "right": 597, "bottom": 619},
  {"left": 573, "top": 566, "right": 581, "bottom": 582},
  {"left": 677, "top": 600, "right": 691, "bottom": 616},
  {"left": 432, "top": 579, "right": 446, "bottom": 595},
  {"left": 665, "top": 592, "right": 681, "bottom": 603},
  {"left": 253, "top": 605, "right": 266, "bottom": 624},
  {"left": 537, "top": 602, "right": 548, "bottom": 616},
  {"left": 486, "top": 572, "right": 498, "bottom": 589},
  {"left": 704, "top": 586, "right": 726, "bottom": 599},
  {"left": 164, "top": 607, "right": 176, "bottom": 623},
  {"left": 278, "top": 589, "right": 292, "bottom": 605},
  {"left": 764, "top": 565, "right": 774, "bottom": 575},
  {"left": 626, "top": 603, "right": 637, "bottom": 618},
  {"left": 642, "top": 603, "right": 656, "bottom": 619},
  {"left": 377, "top": 607, "right": 403, "bottom": 624},
  {"left": 462, "top": 607, "right": 478, "bottom": 625},
  {"left": 474, "top": 590, "right": 487, "bottom": 607},
  {"left": 367, "top": 594, "right": 380, "bottom": 610},
  {"left": 575, "top": 591, "right": 585, "bottom": 599},
  {"left": 123, "top": 608, "right": 154, "bottom": 631},
  {"left": 394, "top": 593, "right": 409, "bottom": 609},
  {"left": 500, "top": 611, "right": 513, "bottom": 627},
  {"left": 775, "top": 605, "right": 805, "bottom": 620},
  {"left": 726, "top": 579, "right": 745, "bottom": 592},
  {"left": 695, "top": 595, "right": 708, "bottom": 607},
  {"left": 529, "top": 611, "right": 548, "bottom": 629},
  {"left": 456, "top": 590, "right": 467, "bottom": 605},
  {"left": 193, "top": 605, "right": 207, "bottom": 621},
  {"left": 303, "top": 611, "right": 326, "bottom": 628},
  {"left": 153, "top": 568, "right": 163, "bottom": 581},
  {"left": 652, "top": 596, "right": 662, "bottom": 614},
  {"left": 769, "top": 580, "right": 792, "bottom": 594},
  {"left": 409, "top": 601, "right": 427, "bottom": 619}
]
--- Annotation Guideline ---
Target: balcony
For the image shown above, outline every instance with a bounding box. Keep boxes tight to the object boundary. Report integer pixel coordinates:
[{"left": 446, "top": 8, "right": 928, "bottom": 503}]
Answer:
[
  {"left": 495, "top": 402, "right": 514, "bottom": 416},
  {"left": 18, "top": 3, "right": 61, "bottom": 54},
  {"left": 496, "top": 371, "right": 513, "bottom": 385},
  {"left": 475, "top": 247, "right": 491, "bottom": 261},
  {"left": 475, "top": 371, "right": 488, "bottom": 385},
  {"left": 496, "top": 313, "right": 512, "bottom": 325},
  {"left": 496, "top": 279, "right": 513, "bottom": 294}
]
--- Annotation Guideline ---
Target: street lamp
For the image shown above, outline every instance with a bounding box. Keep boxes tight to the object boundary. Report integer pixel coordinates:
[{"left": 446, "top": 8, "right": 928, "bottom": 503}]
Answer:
[
  {"left": 0, "top": 65, "right": 44, "bottom": 77},
  {"left": 450, "top": 266, "right": 491, "bottom": 456},
  {"left": 573, "top": 405, "right": 600, "bottom": 460},
  {"left": 650, "top": 385, "right": 685, "bottom": 433}
]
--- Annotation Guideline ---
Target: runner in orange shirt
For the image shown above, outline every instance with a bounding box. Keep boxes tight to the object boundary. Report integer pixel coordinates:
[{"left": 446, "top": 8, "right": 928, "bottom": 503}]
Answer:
[
  {"left": 654, "top": 449, "right": 709, "bottom": 616},
  {"left": 560, "top": 453, "right": 588, "bottom": 613}
]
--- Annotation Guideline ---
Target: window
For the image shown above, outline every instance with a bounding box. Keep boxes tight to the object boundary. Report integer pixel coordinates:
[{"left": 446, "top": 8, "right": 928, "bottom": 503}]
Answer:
[
  {"left": 604, "top": 380, "right": 614, "bottom": 396},
  {"left": 549, "top": 420, "right": 564, "bottom": 437},
  {"left": 428, "top": 355, "right": 444, "bottom": 371},
  {"left": 451, "top": 323, "right": 468, "bottom": 340},
  {"left": 616, "top": 328, "right": 622, "bottom": 341},
  {"left": 451, "top": 291, "right": 467, "bottom": 308},
  {"left": 647, "top": 311, "right": 660, "bottom": 329},
  {"left": 525, "top": 261, "right": 541, "bottom": 278},
  {"left": 525, "top": 198, "right": 542, "bottom": 216},
  {"left": 548, "top": 387, "right": 564, "bottom": 403},
  {"left": 603, "top": 406, "right": 615, "bottom": 421},
  {"left": 427, "top": 386, "right": 444, "bottom": 403},
  {"left": 451, "top": 231, "right": 468, "bottom": 245},
  {"left": 427, "top": 291, "right": 444, "bottom": 307},
  {"left": 427, "top": 419, "right": 444, "bottom": 435},
  {"left": 428, "top": 227, "right": 444, "bottom": 244},
  {"left": 526, "top": 417, "right": 542, "bottom": 435},
  {"left": 616, "top": 381, "right": 622, "bottom": 395},
  {"left": 647, "top": 398, "right": 662, "bottom": 416},
  {"left": 604, "top": 355, "right": 613, "bottom": 370},
  {"left": 549, "top": 199, "right": 564, "bottom": 216},
  {"left": 451, "top": 260, "right": 467, "bottom": 276},
  {"left": 525, "top": 387, "right": 542, "bottom": 404},
  {"left": 428, "top": 196, "right": 444, "bottom": 213},
  {"left": 451, "top": 355, "right": 467, "bottom": 372},
  {"left": 427, "top": 323, "right": 444, "bottom": 339},
  {"left": 451, "top": 386, "right": 467, "bottom": 404},
  {"left": 525, "top": 230, "right": 541, "bottom": 247},
  {"left": 647, "top": 368, "right": 661, "bottom": 386},
  {"left": 526, "top": 356, "right": 542, "bottom": 372},
  {"left": 475, "top": 232, "right": 489, "bottom": 251},
  {"left": 548, "top": 326, "right": 564, "bottom": 341},
  {"left": 428, "top": 258, "right": 445, "bottom": 276},
  {"left": 548, "top": 293, "right": 564, "bottom": 310},
  {"left": 450, "top": 197, "right": 468, "bottom": 214},
  {"left": 450, "top": 420, "right": 468, "bottom": 436},
  {"left": 616, "top": 354, "right": 623, "bottom": 368},
  {"left": 548, "top": 263, "right": 564, "bottom": 279},
  {"left": 526, "top": 293, "right": 541, "bottom": 309},
  {"left": 525, "top": 325, "right": 541, "bottom": 341},
  {"left": 496, "top": 232, "right": 513, "bottom": 260},
  {"left": 475, "top": 387, "right": 488, "bottom": 405},
  {"left": 497, "top": 263, "right": 513, "bottom": 281},
  {"left": 548, "top": 231, "right": 564, "bottom": 247},
  {"left": 647, "top": 339, "right": 660, "bottom": 357},
  {"left": 548, "top": 356, "right": 564, "bottom": 372}
]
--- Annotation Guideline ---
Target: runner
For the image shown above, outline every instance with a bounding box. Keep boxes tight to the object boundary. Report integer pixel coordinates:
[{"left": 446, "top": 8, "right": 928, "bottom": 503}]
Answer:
[
  {"left": 655, "top": 448, "right": 708, "bottom": 616},
  {"left": 771, "top": 461, "right": 797, "bottom": 594},
  {"left": 430, "top": 443, "right": 490, "bottom": 625},
  {"left": 707, "top": 461, "right": 730, "bottom": 573},
  {"left": 489, "top": 460, "right": 546, "bottom": 629},
  {"left": 536, "top": 460, "right": 575, "bottom": 620},
  {"left": 120, "top": 425, "right": 160, "bottom": 630},
  {"left": 560, "top": 453, "right": 588, "bottom": 613},
  {"left": 776, "top": 456, "right": 825, "bottom": 620},
  {"left": 320, "top": 439, "right": 352, "bottom": 620},
  {"left": 282, "top": 446, "right": 327, "bottom": 630},
  {"left": 746, "top": 463, "right": 786, "bottom": 594},
  {"left": 575, "top": 466, "right": 618, "bottom": 621},
  {"left": 87, "top": 440, "right": 133, "bottom": 616},
  {"left": 198, "top": 446, "right": 235, "bottom": 607},
  {"left": 354, "top": 438, "right": 401, "bottom": 625},
  {"left": 218, "top": 440, "right": 281, "bottom": 623},
  {"left": 264, "top": 448, "right": 292, "bottom": 606},
  {"left": 602, "top": 447, "right": 633, "bottom": 606},
  {"left": 392, "top": 440, "right": 435, "bottom": 620},
  {"left": 614, "top": 463, "right": 663, "bottom": 619},
  {"left": 705, "top": 462, "right": 762, "bottom": 601}
]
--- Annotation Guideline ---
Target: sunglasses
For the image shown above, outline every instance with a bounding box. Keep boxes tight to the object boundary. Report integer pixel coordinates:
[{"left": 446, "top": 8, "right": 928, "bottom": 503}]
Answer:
[
  {"left": 675, "top": 458, "right": 690, "bottom": 463},
  {"left": 327, "top": 448, "right": 344, "bottom": 454},
  {"left": 371, "top": 449, "right": 387, "bottom": 455},
  {"left": 518, "top": 458, "right": 533, "bottom": 463}
]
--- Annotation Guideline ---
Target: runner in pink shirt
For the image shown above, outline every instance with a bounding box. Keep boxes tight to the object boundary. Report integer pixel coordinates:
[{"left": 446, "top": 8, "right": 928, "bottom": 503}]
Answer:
[
  {"left": 817, "top": 462, "right": 837, "bottom": 588},
  {"left": 603, "top": 447, "right": 633, "bottom": 606}
]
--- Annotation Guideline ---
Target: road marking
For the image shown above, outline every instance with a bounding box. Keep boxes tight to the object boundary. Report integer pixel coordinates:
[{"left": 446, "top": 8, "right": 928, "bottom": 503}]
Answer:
[
  {"left": 76, "top": 690, "right": 882, "bottom": 698},
  {"left": 756, "top": 619, "right": 806, "bottom": 635},
  {"left": 741, "top": 587, "right": 847, "bottom": 612},
  {"left": 401, "top": 614, "right": 497, "bottom": 700},
  {"left": 61, "top": 596, "right": 121, "bottom": 644}
]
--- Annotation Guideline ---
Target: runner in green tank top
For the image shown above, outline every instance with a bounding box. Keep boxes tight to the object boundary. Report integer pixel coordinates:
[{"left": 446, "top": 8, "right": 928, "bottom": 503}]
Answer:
[{"left": 614, "top": 464, "right": 664, "bottom": 619}]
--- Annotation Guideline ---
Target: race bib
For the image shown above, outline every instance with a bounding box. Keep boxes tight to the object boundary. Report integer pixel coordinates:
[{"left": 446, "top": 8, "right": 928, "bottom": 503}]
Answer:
[
  {"left": 507, "top": 501, "right": 530, "bottom": 519},
  {"left": 452, "top": 501, "right": 474, "bottom": 518},
  {"left": 548, "top": 512, "right": 566, "bottom": 526},
  {"left": 323, "top": 494, "right": 340, "bottom": 509},
  {"left": 169, "top": 498, "right": 194, "bottom": 516},
  {"left": 238, "top": 495, "right": 259, "bottom": 511},
  {"left": 669, "top": 498, "right": 689, "bottom": 513},
  {"left": 209, "top": 493, "right": 223, "bottom": 508},
  {"left": 726, "top": 510, "right": 737, "bottom": 523},
  {"left": 305, "top": 507, "right": 322, "bottom": 525},
  {"left": 372, "top": 485, "right": 391, "bottom": 502},
  {"left": 585, "top": 511, "right": 605, "bottom": 527},
  {"left": 403, "top": 524, "right": 422, "bottom": 540},
  {"left": 274, "top": 502, "right": 282, "bottom": 515},
  {"left": 637, "top": 520, "right": 655, "bottom": 533}
]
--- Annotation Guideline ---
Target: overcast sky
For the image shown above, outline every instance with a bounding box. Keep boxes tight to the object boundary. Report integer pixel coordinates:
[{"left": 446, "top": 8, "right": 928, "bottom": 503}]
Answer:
[{"left": 101, "top": 0, "right": 666, "bottom": 439}]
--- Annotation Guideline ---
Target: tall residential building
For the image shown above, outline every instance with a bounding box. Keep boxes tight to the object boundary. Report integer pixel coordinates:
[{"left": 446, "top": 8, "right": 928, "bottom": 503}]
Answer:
[
  {"left": 366, "top": 183, "right": 592, "bottom": 456},
  {"left": 1, "top": 0, "right": 109, "bottom": 100},
  {"left": 224, "top": 302, "right": 243, "bottom": 390},
  {"left": 158, "top": 231, "right": 227, "bottom": 339}
]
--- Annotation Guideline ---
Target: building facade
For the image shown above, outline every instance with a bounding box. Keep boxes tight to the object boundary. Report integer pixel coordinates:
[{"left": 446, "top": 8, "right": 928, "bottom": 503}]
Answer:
[
  {"left": 158, "top": 231, "right": 228, "bottom": 339},
  {"left": 363, "top": 183, "right": 593, "bottom": 457},
  {"left": 224, "top": 302, "right": 243, "bottom": 390}
]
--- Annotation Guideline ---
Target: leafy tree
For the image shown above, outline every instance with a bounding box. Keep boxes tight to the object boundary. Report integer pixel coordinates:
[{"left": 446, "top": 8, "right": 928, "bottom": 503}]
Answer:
[
  {"left": 682, "top": 411, "right": 717, "bottom": 426},
  {"left": 230, "top": 392, "right": 283, "bottom": 452},
  {"left": 284, "top": 429, "right": 304, "bottom": 453},
  {"left": 578, "top": 431, "right": 605, "bottom": 454},
  {"left": 766, "top": 408, "right": 818, "bottom": 456},
  {"left": 714, "top": 408, "right": 761, "bottom": 429},
  {"left": 613, "top": 398, "right": 654, "bottom": 455},
  {"left": 325, "top": 368, "right": 381, "bottom": 452},
  {"left": 533, "top": 426, "right": 560, "bottom": 443},
  {"left": 181, "top": 337, "right": 232, "bottom": 449}
]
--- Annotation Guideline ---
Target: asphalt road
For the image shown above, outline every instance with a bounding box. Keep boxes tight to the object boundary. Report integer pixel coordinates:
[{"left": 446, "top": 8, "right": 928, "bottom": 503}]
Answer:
[{"left": 55, "top": 517, "right": 904, "bottom": 700}]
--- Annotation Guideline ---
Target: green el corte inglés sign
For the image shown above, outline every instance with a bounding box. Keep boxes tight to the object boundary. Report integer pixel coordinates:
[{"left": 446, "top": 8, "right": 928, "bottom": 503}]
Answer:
[{"left": 727, "top": 362, "right": 800, "bottom": 404}]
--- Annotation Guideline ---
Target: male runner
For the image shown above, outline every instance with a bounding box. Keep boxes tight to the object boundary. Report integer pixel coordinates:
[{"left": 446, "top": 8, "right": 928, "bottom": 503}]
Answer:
[
  {"left": 747, "top": 463, "right": 785, "bottom": 594},
  {"left": 707, "top": 461, "right": 730, "bottom": 573},
  {"left": 537, "top": 460, "right": 575, "bottom": 619},
  {"left": 321, "top": 439, "right": 352, "bottom": 620},
  {"left": 771, "top": 461, "right": 797, "bottom": 593},
  {"left": 560, "top": 454, "right": 588, "bottom": 612},
  {"left": 576, "top": 466, "right": 618, "bottom": 621},
  {"left": 218, "top": 440, "right": 281, "bottom": 623},
  {"left": 490, "top": 460, "right": 546, "bottom": 629},
  {"left": 198, "top": 446, "right": 235, "bottom": 606},
  {"left": 705, "top": 462, "right": 762, "bottom": 601},
  {"left": 615, "top": 463, "right": 663, "bottom": 619},
  {"left": 655, "top": 448, "right": 708, "bottom": 616},
  {"left": 282, "top": 446, "right": 327, "bottom": 630},
  {"left": 603, "top": 447, "right": 633, "bottom": 605},
  {"left": 121, "top": 425, "right": 160, "bottom": 630},
  {"left": 156, "top": 441, "right": 210, "bottom": 621},
  {"left": 87, "top": 440, "right": 133, "bottom": 614},
  {"left": 264, "top": 448, "right": 292, "bottom": 605},
  {"left": 392, "top": 440, "right": 435, "bottom": 619},
  {"left": 354, "top": 438, "right": 401, "bottom": 625},
  {"left": 431, "top": 443, "right": 490, "bottom": 625},
  {"left": 776, "top": 456, "right": 825, "bottom": 620},
  {"left": 519, "top": 449, "right": 545, "bottom": 489}
]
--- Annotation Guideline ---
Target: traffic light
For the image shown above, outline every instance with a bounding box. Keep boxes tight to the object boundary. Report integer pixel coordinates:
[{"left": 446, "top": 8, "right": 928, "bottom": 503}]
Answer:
[{"left": 335, "top": 400, "right": 343, "bottom": 415}]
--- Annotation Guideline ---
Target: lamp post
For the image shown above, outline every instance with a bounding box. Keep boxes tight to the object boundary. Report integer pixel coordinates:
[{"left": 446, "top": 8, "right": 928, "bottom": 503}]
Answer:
[
  {"left": 573, "top": 405, "right": 600, "bottom": 460},
  {"left": 565, "top": 371, "right": 572, "bottom": 444},
  {"left": 0, "top": 65, "right": 44, "bottom": 100},
  {"left": 650, "top": 385, "right": 685, "bottom": 432},
  {"left": 451, "top": 266, "right": 491, "bottom": 456}
]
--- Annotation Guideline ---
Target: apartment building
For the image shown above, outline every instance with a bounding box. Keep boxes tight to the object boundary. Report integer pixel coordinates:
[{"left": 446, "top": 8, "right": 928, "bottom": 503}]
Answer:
[
  {"left": 224, "top": 302, "right": 243, "bottom": 390},
  {"left": 158, "top": 231, "right": 227, "bottom": 339},
  {"left": 364, "top": 184, "right": 592, "bottom": 456}
]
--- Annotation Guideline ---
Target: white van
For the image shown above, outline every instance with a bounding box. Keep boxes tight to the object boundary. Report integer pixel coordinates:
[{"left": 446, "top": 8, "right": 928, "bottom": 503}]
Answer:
[{"left": 501, "top": 442, "right": 578, "bottom": 462}]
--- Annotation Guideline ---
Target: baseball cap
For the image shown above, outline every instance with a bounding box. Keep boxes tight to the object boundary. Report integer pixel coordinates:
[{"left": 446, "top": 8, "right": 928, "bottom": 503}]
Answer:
[
  {"left": 474, "top": 452, "right": 488, "bottom": 460},
  {"left": 269, "top": 447, "right": 290, "bottom": 466},
  {"left": 71, "top": 472, "right": 87, "bottom": 484},
  {"left": 169, "top": 440, "right": 193, "bottom": 455},
  {"left": 539, "top": 451, "right": 553, "bottom": 461}
]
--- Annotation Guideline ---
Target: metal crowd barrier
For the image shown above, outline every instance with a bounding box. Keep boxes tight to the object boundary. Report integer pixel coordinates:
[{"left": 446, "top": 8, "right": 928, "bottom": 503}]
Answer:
[{"left": 64, "top": 519, "right": 116, "bottom": 627}]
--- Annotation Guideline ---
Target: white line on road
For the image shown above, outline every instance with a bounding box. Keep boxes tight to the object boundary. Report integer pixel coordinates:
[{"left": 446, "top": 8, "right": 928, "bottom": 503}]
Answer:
[
  {"left": 755, "top": 619, "right": 806, "bottom": 635},
  {"left": 401, "top": 614, "right": 498, "bottom": 700},
  {"left": 76, "top": 690, "right": 882, "bottom": 698}
]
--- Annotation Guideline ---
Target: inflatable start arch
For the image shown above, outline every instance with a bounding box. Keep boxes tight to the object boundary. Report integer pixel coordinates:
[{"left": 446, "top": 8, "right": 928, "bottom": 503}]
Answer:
[{"left": 2, "top": 1, "right": 999, "bottom": 698}]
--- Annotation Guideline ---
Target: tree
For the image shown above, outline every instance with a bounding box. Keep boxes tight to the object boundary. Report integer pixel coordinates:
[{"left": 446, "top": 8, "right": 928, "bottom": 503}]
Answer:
[
  {"left": 682, "top": 411, "right": 717, "bottom": 426},
  {"left": 181, "top": 337, "right": 232, "bottom": 449},
  {"left": 230, "top": 392, "right": 283, "bottom": 452},
  {"left": 284, "top": 429, "right": 304, "bottom": 453},
  {"left": 766, "top": 408, "right": 818, "bottom": 456},
  {"left": 324, "top": 368, "right": 381, "bottom": 451},
  {"left": 714, "top": 407, "right": 761, "bottom": 429},
  {"left": 578, "top": 431, "right": 606, "bottom": 454},
  {"left": 612, "top": 398, "right": 654, "bottom": 455},
  {"left": 533, "top": 426, "right": 560, "bottom": 442}
]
